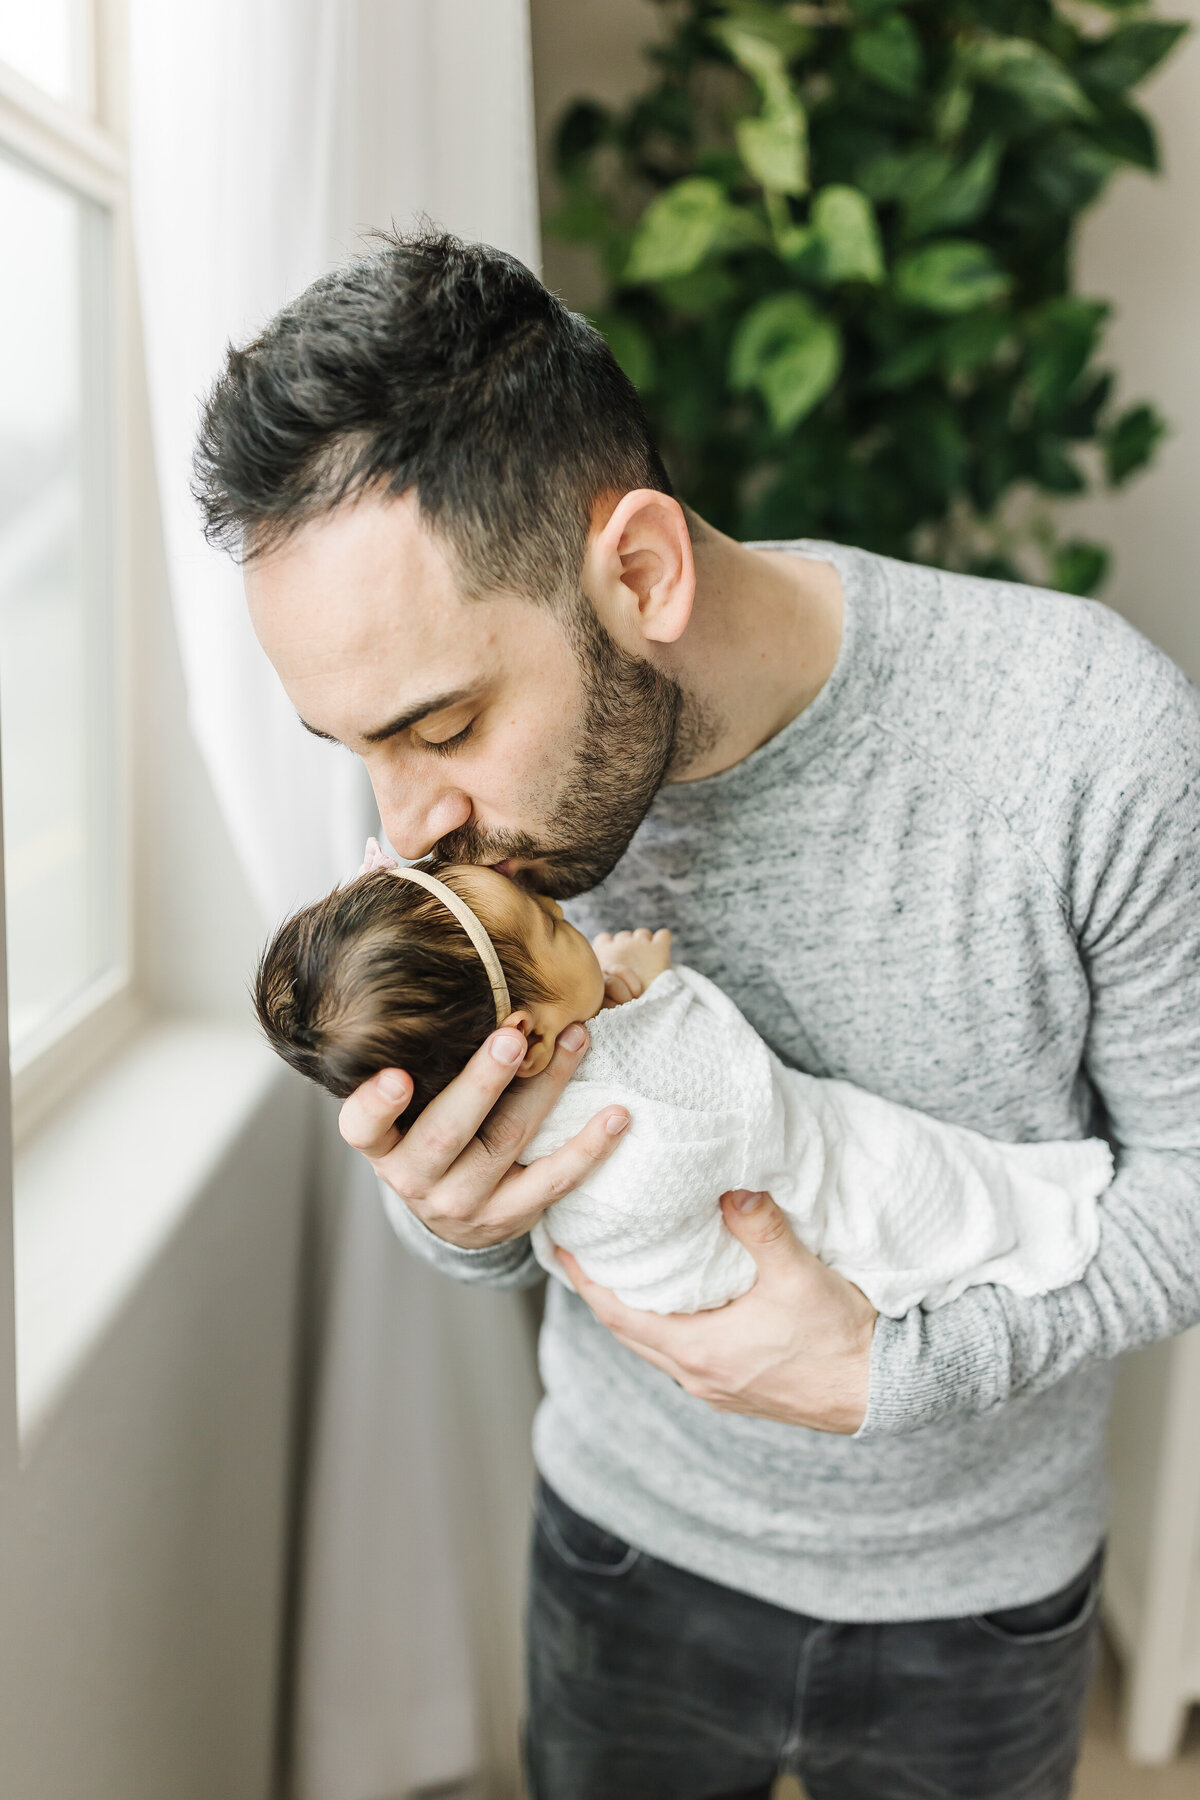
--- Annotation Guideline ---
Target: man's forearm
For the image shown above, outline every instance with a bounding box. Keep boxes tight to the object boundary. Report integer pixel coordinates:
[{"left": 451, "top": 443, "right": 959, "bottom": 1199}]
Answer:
[
  {"left": 380, "top": 1183, "right": 543, "bottom": 1290},
  {"left": 858, "top": 1147, "right": 1200, "bottom": 1437}
]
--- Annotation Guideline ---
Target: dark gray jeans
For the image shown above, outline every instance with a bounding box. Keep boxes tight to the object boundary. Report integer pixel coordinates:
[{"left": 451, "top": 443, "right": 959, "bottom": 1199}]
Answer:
[{"left": 526, "top": 1480, "right": 1102, "bottom": 1800}]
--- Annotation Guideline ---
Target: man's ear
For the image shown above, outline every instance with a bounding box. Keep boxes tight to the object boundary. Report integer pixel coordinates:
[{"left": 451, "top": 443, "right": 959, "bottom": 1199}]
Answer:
[
  {"left": 500, "top": 1009, "right": 553, "bottom": 1078},
  {"left": 584, "top": 490, "right": 695, "bottom": 648}
]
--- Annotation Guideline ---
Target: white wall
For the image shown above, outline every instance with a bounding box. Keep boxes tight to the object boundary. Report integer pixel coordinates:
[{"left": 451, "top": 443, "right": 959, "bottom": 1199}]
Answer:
[
  {"left": 0, "top": 1072, "right": 308, "bottom": 1800},
  {"left": 529, "top": 0, "right": 1200, "bottom": 683},
  {"left": 1074, "top": 0, "right": 1200, "bottom": 684}
]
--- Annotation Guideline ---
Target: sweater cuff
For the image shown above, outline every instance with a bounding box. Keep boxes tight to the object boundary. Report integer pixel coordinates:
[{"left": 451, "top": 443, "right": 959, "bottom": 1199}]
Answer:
[
  {"left": 379, "top": 1183, "right": 539, "bottom": 1288},
  {"left": 854, "top": 1290, "right": 1013, "bottom": 1438}
]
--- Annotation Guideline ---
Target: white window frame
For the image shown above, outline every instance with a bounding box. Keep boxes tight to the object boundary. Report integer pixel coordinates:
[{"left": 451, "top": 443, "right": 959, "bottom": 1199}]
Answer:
[{"left": 0, "top": 0, "right": 142, "bottom": 1144}]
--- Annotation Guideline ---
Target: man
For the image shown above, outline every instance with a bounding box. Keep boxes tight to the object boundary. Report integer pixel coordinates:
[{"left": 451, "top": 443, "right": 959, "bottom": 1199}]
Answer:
[{"left": 196, "top": 232, "right": 1200, "bottom": 1799}]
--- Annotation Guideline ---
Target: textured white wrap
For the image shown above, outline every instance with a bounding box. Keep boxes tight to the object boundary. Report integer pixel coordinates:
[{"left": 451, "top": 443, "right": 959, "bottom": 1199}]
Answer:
[{"left": 527, "top": 967, "right": 1111, "bottom": 1317}]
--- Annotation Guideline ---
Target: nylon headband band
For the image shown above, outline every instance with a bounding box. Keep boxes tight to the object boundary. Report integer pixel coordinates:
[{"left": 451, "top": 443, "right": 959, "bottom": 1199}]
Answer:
[{"left": 387, "top": 866, "right": 512, "bottom": 1028}]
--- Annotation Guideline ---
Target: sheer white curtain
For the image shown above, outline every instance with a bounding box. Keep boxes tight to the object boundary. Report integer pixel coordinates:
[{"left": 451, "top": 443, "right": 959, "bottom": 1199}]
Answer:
[{"left": 129, "top": 2, "right": 542, "bottom": 1794}]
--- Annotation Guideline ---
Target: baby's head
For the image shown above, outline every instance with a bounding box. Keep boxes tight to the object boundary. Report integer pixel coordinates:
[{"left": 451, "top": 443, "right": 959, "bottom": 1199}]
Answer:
[{"left": 254, "top": 863, "right": 606, "bottom": 1116}]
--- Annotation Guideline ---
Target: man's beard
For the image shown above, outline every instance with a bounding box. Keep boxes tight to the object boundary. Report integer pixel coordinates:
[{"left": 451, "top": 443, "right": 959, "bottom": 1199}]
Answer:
[{"left": 432, "top": 595, "right": 717, "bottom": 898}]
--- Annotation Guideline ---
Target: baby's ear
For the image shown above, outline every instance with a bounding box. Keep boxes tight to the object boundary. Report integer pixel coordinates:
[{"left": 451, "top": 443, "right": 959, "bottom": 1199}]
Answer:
[{"left": 500, "top": 1008, "right": 552, "bottom": 1078}]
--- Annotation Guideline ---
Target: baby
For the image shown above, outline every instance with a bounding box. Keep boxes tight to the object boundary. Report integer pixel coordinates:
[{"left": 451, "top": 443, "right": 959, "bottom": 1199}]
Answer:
[{"left": 255, "top": 845, "right": 1113, "bottom": 1317}]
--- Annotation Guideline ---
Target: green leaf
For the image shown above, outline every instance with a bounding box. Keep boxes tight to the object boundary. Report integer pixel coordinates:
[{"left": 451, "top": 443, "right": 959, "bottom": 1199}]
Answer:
[
  {"left": 872, "top": 330, "right": 945, "bottom": 390},
  {"left": 624, "top": 179, "right": 729, "bottom": 283},
  {"left": 941, "top": 310, "right": 1012, "bottom": 374},
  {"left": 1089, "top": 103, "right": 1159, "bottom": 170},
  {"left": 729, "top": 292, "right": 843, "bottom": 431},
  {"left": 903, "top": 139, "right": 1001, "bottom": 238},
  {"left": 1083, "top": 21, "right": 1189, "bottom": 93},
  {"left": 932, "top": 77, "right": 974, "bottom": 144},
  {"left": 736, "top": 102, "right": 808, "bottom": 194},
  {"left": 1033, "top": 438, "right": 1087, "bottom": 494},
  {"left": 969, "top": 554, "right": 1023, "bottom": 584},
  {"left": 850, "top": 16, "right": 925, "bottom": 100},
  {"left": 728, "top": 292, "right": 818, "bottom": 387},
  {"left": 859, "top": 147, "right": 935, "bottom": 203},
  {"left": 894, "top": 240, "right": 1010, "bottom": 313},
  {"left": 962, "top": 38, "right": 1094, "bottom": 122},
  {"left": 763, "top": 332, "right": 845, "bottom": 431},
  {"left": 554, "top": 100, "right": 610, "bottom": 173},
  {"left": 694, "top": 147, "right": 745, "bottom": 186},
  {"left": 653, "top": 266, "right": 739, "bottom": 317},
  {"left": 1059, "top": 371, "right": 1114, "bottom": 440},
  {"left": 1053, "top": 540, "right": 1110, "bottom": 596},
  {"left": 904, "top": 395, "right": 969, "bottom": 504},
  {"left": 712, "top": 205, "right": 773, "bottom": 254},
  {"left": 811, "top": 185, "right": 885, "bottom": 283},
  {"left": 1104, "top": 402, "right": 1166, "bottom": 484},
  {"left": 1024, "top": 299, "right": 1109, "bottom": 415},
  {"left": 997, "top": 132, "right": 1117, "bottom": 226},
  {"left": 545, "top": 174, "right": 614, "bottom": 245},
  {"left": 710, "top": 4, "right": 811, "bottom": 69},
  {"left": 597, "top": 315, "right": 657, "bottom": 391}
]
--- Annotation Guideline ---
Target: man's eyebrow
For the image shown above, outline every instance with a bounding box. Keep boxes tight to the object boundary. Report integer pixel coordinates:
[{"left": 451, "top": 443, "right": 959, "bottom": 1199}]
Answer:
[{"left": 297, "top": 688, "right": 475, "bottom": 747}]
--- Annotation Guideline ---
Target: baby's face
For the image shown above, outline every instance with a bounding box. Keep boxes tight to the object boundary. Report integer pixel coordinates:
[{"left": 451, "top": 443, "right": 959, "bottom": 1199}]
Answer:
[{"left": 449, "top": 864, "right": 606, "bottom": 1028}]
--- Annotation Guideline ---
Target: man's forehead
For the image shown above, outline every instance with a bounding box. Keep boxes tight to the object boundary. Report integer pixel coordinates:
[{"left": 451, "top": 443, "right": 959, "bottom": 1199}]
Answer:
[
  {"left": 245, "top": 493, "right": 458, "bottom": 619},
  {"left": 241, "top": 492, "right": 566, "bottom": 745}
]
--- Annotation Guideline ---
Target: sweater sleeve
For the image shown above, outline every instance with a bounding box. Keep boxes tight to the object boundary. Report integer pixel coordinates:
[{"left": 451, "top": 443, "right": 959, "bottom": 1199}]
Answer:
[
  {"left": 379, "top": 1182, "right": 544, "bottom": 1290},
  {"left": 859, "top": 648, "right": 1200, "bottom": 1438}
]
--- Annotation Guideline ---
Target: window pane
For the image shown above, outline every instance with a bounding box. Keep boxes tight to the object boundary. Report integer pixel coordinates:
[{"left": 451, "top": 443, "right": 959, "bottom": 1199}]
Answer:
[
  {"left": 0, "top": 154, "right": 119, "bottom": 1061},
  {"left": 0, "top": 0, "right": 86, "bottom": 105}
]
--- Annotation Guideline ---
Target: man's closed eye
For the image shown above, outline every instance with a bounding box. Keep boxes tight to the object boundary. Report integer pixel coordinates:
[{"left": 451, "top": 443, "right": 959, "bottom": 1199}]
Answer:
[{"left": 424, "top": 722, "right": 476, "bottom": 756}]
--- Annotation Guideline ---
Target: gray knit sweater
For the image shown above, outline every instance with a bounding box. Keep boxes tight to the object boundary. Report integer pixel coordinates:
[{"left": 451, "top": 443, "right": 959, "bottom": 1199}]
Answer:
[{"left": 384, "top": 541, "right": 1200, "bottom": 1621}]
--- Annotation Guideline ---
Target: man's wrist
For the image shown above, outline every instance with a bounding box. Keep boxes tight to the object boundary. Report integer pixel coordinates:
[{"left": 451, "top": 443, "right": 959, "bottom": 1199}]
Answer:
[{"left": 379, "top": 1185, "right": 533, "bottom": 1261}]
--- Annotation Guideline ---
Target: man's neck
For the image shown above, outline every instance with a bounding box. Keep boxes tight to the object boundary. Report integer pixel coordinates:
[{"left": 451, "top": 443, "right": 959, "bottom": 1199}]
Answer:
[{"left": 661, "top": 517, "right": 844, "bottom": 784}]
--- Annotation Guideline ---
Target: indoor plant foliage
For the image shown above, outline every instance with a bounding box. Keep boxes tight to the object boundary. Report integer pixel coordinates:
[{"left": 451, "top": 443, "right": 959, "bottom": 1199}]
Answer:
[{"left": 548, "top": 0, "right": 1187, "bottom": 593}]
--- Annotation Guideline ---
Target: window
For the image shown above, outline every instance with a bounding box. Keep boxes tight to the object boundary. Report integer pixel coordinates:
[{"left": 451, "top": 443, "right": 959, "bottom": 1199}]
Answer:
[
  {"left": 0, "top": 4, "right": 136, "bottom": 1138},
  {"left": 0, "top": 3, "right": 92, "bottom": 109}
]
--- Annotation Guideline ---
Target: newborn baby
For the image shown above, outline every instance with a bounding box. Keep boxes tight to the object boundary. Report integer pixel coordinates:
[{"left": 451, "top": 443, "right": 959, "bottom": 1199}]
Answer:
[{"left": 255, "top": 848, "right": 1112, "bottom": 1317}]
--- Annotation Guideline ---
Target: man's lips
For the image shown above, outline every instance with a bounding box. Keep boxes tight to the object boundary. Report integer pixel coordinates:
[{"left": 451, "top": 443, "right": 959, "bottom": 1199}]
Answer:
[{"left": 490, "top": 858, "right": 520, "bottom": 878}]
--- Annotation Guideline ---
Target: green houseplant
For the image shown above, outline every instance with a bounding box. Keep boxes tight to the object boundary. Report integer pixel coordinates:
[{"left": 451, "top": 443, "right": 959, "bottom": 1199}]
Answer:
[{"left": 548, "top": 0, "right": 1187, "bottom": 593}]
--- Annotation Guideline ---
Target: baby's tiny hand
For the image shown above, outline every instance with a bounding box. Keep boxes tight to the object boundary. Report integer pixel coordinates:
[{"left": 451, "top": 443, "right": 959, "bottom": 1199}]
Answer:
[{"left": 592, "top": 928, "right": 672, "bottom": 1008}]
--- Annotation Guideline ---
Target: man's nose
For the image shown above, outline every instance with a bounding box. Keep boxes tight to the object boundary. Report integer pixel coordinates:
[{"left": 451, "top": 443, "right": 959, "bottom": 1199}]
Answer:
[{"left": 372, "top": 774, "right": 473, "bottom": 863}]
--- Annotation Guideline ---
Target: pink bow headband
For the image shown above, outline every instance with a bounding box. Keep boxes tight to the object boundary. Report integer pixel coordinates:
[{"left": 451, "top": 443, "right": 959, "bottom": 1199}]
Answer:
[{"left": 358, "top": 839, "right": 512, "bottom": 1027}]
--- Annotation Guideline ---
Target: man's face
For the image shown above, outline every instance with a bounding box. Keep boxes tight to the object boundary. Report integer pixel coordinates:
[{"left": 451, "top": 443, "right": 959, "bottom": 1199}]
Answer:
[{"left": 244, "top": 492, "right": 681, "bottom": 896}]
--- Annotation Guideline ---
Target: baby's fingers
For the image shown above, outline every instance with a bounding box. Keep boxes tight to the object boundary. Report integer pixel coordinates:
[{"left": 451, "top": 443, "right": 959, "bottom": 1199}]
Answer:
[{"left": 604, "top": 970, "right": 642, "bottom": 1006}]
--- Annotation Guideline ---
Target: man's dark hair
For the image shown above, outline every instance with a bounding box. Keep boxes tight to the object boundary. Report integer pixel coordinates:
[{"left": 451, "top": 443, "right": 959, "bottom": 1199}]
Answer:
[{"left": 193, "top": 227, "right": 675, "bottom": 604}]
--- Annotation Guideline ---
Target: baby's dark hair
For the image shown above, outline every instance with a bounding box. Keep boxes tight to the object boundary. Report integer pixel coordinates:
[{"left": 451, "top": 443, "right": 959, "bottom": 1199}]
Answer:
[{"left": 254, "top": 867, "right": 553, "bottom": 1116}]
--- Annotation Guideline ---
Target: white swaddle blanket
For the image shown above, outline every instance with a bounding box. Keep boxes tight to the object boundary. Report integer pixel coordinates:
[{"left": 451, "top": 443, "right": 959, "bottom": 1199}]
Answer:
[{"left": 525, "top": 966, "right": 1112, "bottom": 1317}]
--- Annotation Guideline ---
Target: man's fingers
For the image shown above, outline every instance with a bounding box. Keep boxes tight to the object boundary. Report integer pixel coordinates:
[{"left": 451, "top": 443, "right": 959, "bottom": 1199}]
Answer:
[
  {"left": 339, "top": 1067, "right": 414, "bottom": 1159},
  {"left": 370, "top": 1025, "right": 530, "bottom": 1197},
  {"left": 493, "top": 1101, "right": 630, "bottom": 1216},
  {"left": 720, "top": 1190, "right": 801, "bottom": 1265},
  {"left": 609, "top": 1331, "right": 687, "bottom": 1384},
  {"left": 556, "top": 1248, "right": 690, "bottom": 1354},
  {"left": 429, "top": 1021, "right": 596, "bottom": 1209}
]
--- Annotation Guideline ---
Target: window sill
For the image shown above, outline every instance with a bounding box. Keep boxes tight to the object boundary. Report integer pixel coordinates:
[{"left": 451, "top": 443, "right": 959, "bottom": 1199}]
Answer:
[{"left": 13, "top": 1016, "right": 296, "bottom": 1458}]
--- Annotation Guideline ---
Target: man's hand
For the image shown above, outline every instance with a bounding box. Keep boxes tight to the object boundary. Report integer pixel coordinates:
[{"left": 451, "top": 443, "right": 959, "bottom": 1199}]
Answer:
[
  {"left": 593, "top": 927, "right": 672, "bottom": 1008},
  {"left": 338, "top": 1024, "right": 630, "bottom": 1251},
  {"left": 558, "top": 1191, "right": 877, "bottom": 1433}
]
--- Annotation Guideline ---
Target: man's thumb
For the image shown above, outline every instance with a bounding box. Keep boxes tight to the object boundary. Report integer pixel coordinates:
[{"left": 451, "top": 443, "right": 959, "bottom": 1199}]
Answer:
[{"left": 721, "top": 1190, "right": 801, "bottom": 1264}]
